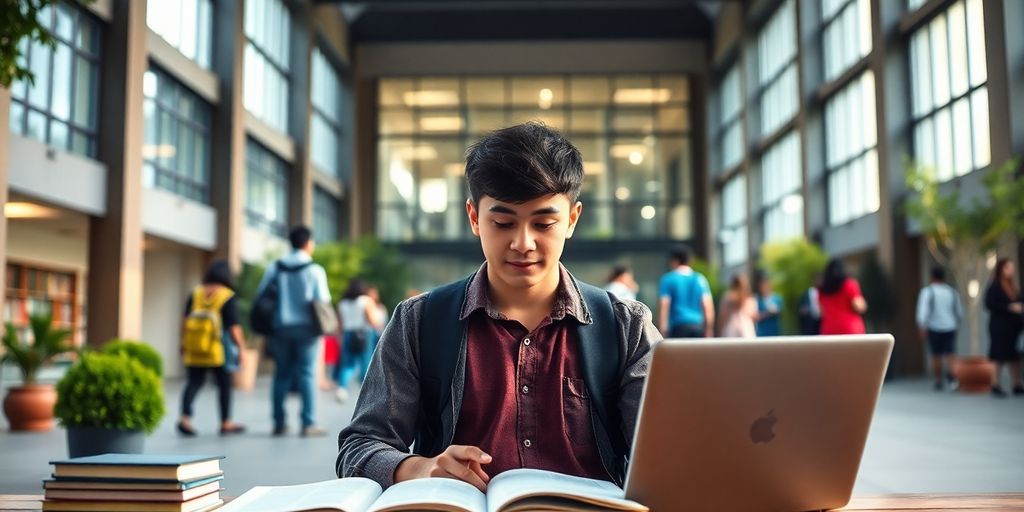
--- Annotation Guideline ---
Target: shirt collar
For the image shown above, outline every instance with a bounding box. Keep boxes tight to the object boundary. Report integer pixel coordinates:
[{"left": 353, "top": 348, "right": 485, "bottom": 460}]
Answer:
[{"left": 459, "top": 262, "right": 591, "bottom": 324}]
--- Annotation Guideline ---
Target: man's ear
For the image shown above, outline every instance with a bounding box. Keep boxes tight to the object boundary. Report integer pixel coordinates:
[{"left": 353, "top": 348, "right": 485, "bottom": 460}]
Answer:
[
  {"left": 466, "top": 199, "right": 481, "bottom": 237},
  {"left": 566, "top": 201, "right": 583, "bottom": 239}
]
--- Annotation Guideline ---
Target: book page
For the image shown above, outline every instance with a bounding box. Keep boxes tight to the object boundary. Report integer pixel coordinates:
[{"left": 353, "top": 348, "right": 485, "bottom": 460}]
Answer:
[
  {"left": 485, "top": 469, "right": 647, "bottom": 512},
  {"left": 216, "top": 478, "right": 382, "bottom": 512},
  {"left": 368, "top": 478, "right": 486, "bottom": 512}
]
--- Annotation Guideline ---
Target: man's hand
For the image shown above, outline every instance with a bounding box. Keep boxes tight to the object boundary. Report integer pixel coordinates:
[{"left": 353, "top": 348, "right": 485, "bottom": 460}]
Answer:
[
  {"left": 1010, "top": 302, "right": 1023, "bottom": 314},
  {"left": 394, "top": 445, "right": 492, "bottom": 491}
]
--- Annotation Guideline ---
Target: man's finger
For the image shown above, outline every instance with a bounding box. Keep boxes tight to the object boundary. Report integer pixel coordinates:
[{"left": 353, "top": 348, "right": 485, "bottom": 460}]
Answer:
[
  {"left": 439, "top": 458, "right": 488, "bottom": 491},
  {"left": 448, "top": 445, "right": 492, "bottom": 464},
  {"left": 466, "top": 460, "right": 490, "bottom": 484}
]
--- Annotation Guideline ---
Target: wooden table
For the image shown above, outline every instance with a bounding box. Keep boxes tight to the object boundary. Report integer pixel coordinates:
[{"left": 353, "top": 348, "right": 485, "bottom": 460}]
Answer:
[{"left": 6, "top": 494, "right": 1024, "bottom": 511}]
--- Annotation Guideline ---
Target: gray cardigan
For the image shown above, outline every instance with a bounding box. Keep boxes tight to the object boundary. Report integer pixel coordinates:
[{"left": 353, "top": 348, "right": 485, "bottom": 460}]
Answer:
[{"left": 335, "top": 272, "right": 660, "bottom": 488}]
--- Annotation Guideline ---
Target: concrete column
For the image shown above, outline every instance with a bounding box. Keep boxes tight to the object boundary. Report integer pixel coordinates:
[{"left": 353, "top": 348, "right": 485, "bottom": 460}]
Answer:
[
  {"left": 86, "top": 0, "right": 147, "bottom": 345},
  {"left": 983, "top": 0, "right": 1013, "bottom": 167},
  {"left": 288, "top": 2, "right": 314, "bottom": 229},
  {"left": 0, "top": 89, "right": 10, "bottom": 315},
  {"left": 352, "top": 77, "right": 378, "bottom": 237},
  {"left": 210, "top": 0, "right": 247, "bottom": 271}
]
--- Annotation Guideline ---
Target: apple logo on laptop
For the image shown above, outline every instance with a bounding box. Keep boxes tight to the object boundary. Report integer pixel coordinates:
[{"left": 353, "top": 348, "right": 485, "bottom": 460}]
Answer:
[{"left": 750, "top": 410, "right": 777, "bottom": 444}]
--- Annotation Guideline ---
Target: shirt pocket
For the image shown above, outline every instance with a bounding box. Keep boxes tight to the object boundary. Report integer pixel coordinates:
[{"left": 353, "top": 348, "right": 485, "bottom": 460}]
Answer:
[{"left": 562, "top": 376, "right": 595, "bottom": 446}]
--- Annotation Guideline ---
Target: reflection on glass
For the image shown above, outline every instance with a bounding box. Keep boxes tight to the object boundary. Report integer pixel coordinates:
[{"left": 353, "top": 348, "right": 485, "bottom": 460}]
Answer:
[
  {"left": 570, "top": 76, "right": 609, "bottom": 104},
  {"left": 466, "top": 77, "right": 505, "bottom": 105}
]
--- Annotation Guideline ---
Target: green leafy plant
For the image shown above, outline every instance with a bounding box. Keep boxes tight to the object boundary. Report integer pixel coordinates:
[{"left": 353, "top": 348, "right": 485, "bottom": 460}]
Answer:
[
  {"left": 0, "top": 314, "right": 72, "bottom": 384},
  {"left": 690, "top": 258, "right": 724, "bottom": 304},
  {"left": 904, "top": 158, "right": 1024, "bottom": 353},
  {"left": 758, "top": 238, "right": 829, "bottom": 334},
  {"left": 858, "top": 254, "right": 893, "bottom": 334},
  {"left": 234, "top": 262, "right": 266, "bottom": 338},
  {"left": 101, "top": 339, "right": 164, "bottom": 377},
  {"left": 314, "top": 237, "right": 411, "bottom": 311},
  {"left": 54, "top": 352, "right": 165, "bottom": 433},
  {"left": 0, "top": 1, "right": 93, "bottom": 87}
]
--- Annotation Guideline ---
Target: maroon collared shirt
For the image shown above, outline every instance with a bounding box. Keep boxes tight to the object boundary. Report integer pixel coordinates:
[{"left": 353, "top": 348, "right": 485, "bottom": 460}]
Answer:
[{"left": 451, "top": 265, "right": 608, "bottom": 481}]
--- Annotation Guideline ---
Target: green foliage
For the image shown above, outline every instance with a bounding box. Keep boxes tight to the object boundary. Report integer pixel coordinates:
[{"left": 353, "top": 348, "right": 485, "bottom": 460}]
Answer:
[
  {"left": 0, "top": 314, "right": 72, "bottom": 384},
  {"left": 234, "top": 262, "right": 266, "bottom": 338},
  {"left": 904, "top": 158, "right": 1024, "bottom": 251},
  {"left": 55, "top": 352, "right": 165, "bottom": 434},
  {"left": 0, "top": 1, "right": 92, "bottom": 88},
  {"left": 101, "top": 339, "right": 163, "bottom": 377},
  {"left": 313, "top": 237, "right": 411, "bottom": 310},
  {"left": 689, "top": 258, "right": 724, "bottom": 303},
  {"left": 758, "top": 238, "right": 829, "bottom": 334}
]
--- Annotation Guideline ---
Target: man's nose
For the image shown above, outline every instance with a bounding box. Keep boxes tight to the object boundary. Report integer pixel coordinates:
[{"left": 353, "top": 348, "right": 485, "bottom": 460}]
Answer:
[{"left": 510, "top": 225, "right": 537, "bottom": 253}]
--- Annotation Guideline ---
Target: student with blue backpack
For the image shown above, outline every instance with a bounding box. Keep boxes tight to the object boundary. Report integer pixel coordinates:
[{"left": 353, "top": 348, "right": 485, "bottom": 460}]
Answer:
[{"left": 336, "top": 123, "right": 659, "bottom": 490}]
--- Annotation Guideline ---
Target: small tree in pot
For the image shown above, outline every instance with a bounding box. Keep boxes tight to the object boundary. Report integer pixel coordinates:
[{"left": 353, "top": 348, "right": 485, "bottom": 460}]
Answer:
[
  {"left": 1, "top": 314, "right": 73, "bottom": 431},
  {"left": 55, "top": 351, "right": 165, "bottom": 457},
  {"left": 904, "top": 158, "right": 1024, "bottom": 392}
]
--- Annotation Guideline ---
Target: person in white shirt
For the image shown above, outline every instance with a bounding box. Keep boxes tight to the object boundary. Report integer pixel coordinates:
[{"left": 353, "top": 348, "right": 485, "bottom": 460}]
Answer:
[
  {"left": 604, "top": 264, "right": 638, "bottom": 302},
  {"left": 916, "top": 267, "right": 963, "bottom": 391},
  {"left": 335, "top": 279, "right": 385, "bottom": 402}
]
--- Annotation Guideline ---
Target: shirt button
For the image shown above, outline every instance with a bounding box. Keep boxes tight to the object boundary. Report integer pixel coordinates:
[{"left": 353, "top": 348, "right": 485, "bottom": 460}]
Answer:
[
  {"left": 523, "top": 337, "right": 531, "bottom": 346},
  {"left": 521, "top": 385, "right": 529, "bottom": 394},
  {"left": 523, "top": 439, "right": 532, "bottom": 448}
]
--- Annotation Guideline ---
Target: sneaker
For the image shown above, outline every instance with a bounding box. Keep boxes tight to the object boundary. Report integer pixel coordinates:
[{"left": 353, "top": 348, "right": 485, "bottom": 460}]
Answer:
[
  {"left": 176, "top": 422, "right": 197, "bottom": 437},
  {"left": 301, "top": 425, "right": 328, "bottom": 437},
  {"left": 272, "top": 425, "right": 288, "bottom": 436},
  {"left": 947, "top": 379, "right": 959, "bottom": 392},
  {"left": 335, "top": 388, "right": 349, "bottom": 403},
  {"left": 992, "top": 386, "right": 1007, "bottom": 398},
  {"left": 1013, "top": 386, "right": 1024, "bottom": 396},
  {"left": 220, "top": 423, "right": 246, "bottom": 436}
]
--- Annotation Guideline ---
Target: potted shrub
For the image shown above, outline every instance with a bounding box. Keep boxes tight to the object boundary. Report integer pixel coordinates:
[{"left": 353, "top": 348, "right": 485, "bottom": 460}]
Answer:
[
  {"left": 54, "top": 352, "right": 165, "bottom": 457},
  {"left": 101, "top": 339, "right": 164, "bottom": 377},
  {"left": 1, "top": 314, "right": 73, "bottom": 431},
  {"left": 904, "top": 158, "right": 1024, "bottom": 392}
]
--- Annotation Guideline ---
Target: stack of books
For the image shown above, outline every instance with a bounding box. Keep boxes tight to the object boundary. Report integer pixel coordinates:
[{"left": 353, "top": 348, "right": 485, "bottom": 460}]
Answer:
[{"left": 42, "top": 454, "right": 225, "bottom": 512}]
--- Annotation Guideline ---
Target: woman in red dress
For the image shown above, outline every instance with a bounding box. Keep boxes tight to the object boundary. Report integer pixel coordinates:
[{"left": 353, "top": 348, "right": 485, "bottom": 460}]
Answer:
[{"left": 818, "top": 259, "right": 868, "bottom": 335}]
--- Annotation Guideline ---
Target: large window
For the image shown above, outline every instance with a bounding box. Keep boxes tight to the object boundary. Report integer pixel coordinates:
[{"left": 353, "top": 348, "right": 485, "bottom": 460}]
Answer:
[
  {"left": 313, "top": 187, "right": 340, "bottom": 244},
  {"left": 377, "top": 74, "right": 692, "bottom": 242},
  {"left": 760, "top": 132, "right": 804, "bottom": 242},
  {"left": 146, "top": 0, "right": 212, "bottom": 68},
  {"left": 142, "top": 67, "right": 212, "bottom": 203},
  {"left": 757, "top": 0, "right": 799, "bottom": 138},
  {"left": 909, "top": 0, "right": 990, "bottom": 181},
  {"left": 822, "top": 0, "right": 872, "bottom": 83},
  {"left": 243, "top": 0, "right": 291, "bottom": 133},
  {"left": 310, "top": 48, "right": 342, "bottom": 178},
  {"left": 5, "top": 263, "right": 81, "bottom": 347},
  {"left": 245, "top": 139, "right": 289, "bottom": 237},
  {"left": 720, "top": 174, "right": 748, "bottom": 267},
  {"left": 715, "top": 66, "right": 744, "bottom": 172},
  {"left": 825, "top": 72, "right": 879, "bottom": 225},
  {"left": 9, "top": 3, "right": 100, "bottom": 158}
]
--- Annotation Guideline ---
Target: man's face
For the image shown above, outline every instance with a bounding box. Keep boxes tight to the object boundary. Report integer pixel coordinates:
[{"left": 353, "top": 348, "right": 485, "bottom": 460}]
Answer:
[{"left": 467, "top": 194, "right": 582, "bottom": 291}]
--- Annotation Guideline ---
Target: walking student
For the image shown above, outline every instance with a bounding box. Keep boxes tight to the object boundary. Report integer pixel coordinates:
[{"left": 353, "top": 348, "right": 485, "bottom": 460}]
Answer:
[
  {"left": 337, "top": 123, "right": 659, "bottom": 490},
  {"left": 985, "top": 258, "right": 1023, "bottom": 397},
  {"left": 915, "top": 267, "right": 963, "bottom": 391},
  {"left": 178, "top": 260, "right": 247, "bottom": 436},
  {"left": 657, "top": 245, "right": 714, "bottom": 338},
  {"left": 256, "top": 226, "right": 333, "bottom": 436},
  {"left": 334, "top": 278, "right": 384, "bottom": 403}
]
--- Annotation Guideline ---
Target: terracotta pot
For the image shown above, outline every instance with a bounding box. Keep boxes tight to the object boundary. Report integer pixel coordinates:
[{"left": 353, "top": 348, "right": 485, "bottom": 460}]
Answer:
[
  {"left": 2, "top": 384, "right": 58, "bottom": 431},
  {"left": 954, "top": 356, "right": 996, "bottom": 393}
]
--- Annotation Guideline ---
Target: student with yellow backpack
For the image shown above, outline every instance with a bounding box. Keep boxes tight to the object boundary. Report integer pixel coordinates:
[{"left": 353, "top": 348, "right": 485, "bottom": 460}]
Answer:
[{"left": 177, "top": 260, "right": 248, "bottom": 436}]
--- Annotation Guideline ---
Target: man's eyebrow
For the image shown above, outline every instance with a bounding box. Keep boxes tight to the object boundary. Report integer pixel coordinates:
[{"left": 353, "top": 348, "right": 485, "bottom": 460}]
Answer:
[{"left": 488, "top": 205, "right": 561, "bottom": 215}]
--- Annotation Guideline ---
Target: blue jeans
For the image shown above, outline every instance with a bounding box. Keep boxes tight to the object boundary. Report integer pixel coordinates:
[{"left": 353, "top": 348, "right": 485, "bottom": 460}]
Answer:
[
  {"left": 335, "top": 328, "right": 376, "bottom": 388},
  {"left": 268, "top": 327, "right": 320, "bottom": 428}
]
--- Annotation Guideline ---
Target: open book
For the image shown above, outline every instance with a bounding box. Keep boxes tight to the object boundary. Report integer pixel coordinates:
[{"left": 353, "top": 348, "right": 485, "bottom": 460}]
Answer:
[{"left": 217, "top": 468, "right": 648, "bottom": 512}]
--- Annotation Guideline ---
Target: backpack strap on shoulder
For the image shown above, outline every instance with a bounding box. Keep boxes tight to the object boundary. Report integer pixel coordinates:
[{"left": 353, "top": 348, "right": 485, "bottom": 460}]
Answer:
[
  {"left": 576, "top": 281, "right": 628, "bottom": 481},
  {"left": 416, "top": 275, "right": 473, "bottom": 457}
]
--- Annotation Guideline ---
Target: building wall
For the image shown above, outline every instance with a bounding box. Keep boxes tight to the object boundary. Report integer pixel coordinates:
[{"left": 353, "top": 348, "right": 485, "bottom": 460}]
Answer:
[{"left": 141, "top": 246, "right": 203, "bottom": 378}]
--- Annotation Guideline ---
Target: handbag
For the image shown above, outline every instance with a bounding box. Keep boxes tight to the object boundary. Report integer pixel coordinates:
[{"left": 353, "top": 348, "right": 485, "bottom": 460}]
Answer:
[
  {"left": 348, "top": 329, "right": 368, "bottom": 354},
  {"left": 311, "top": 300, "right": 339, "bottom": 336}
]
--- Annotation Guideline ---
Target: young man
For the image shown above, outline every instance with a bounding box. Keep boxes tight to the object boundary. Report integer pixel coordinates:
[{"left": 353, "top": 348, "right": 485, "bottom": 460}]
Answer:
[
  {"left": 657, "top": 245, "right": 714, "bottom": 338},
  {"left": 336, "top": 123, "right": 659, "bottom": 490},
  {"left": 916, "top": 267, "right": 963, "bottom": 391},
  {"left": 257, "top": 226, "right": 332, "bottom": 437}
]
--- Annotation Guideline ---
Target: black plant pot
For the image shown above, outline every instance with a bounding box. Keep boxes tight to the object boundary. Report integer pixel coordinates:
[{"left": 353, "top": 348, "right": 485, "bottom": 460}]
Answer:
[{"left": 66, "top": 426, "right": 145, "bottom": 458}]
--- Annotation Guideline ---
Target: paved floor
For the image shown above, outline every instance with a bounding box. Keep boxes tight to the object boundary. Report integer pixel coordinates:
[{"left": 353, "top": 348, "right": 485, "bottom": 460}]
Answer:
[{"left": 1, "top": 376, "right": 1022, "bottom": 497}]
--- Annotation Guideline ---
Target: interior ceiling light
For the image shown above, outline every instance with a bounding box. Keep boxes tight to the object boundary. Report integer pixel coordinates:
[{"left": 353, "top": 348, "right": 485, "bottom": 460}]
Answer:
[
  {"left": 403, "top": 90, "right": 459, "bottom": 107},
  {"left": 613, "top": 88, "right": 672, "bottom": 104},
  {"left": 4, "top": 202, "right": 61, "bottom": 219},
  {"left": 420, "top": 116, "right": 463, "bottom": 131}
]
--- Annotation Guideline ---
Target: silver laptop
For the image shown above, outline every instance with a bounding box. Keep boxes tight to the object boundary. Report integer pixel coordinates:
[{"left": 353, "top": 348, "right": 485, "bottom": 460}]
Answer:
[{"left": 624, "top": 335, "right": 893, "bottom": 512}]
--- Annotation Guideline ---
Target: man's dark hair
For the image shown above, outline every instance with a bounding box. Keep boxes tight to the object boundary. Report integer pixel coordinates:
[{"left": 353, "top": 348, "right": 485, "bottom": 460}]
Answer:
[
  {"left": 289, "top": 225, "right": 312, "bottom": 250},
  {"left": 670, "top": 245, "right": 692, "bottom": 266},
  {"left": 464, "top": 122, "right": 584, "bottom": 205},
  {"left": 930, "top": 266, "right": 946, "bottom": 281}
]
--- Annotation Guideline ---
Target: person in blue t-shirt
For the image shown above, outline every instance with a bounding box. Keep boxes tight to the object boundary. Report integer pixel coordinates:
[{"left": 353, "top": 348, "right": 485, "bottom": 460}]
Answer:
[
  {"left": 755, "top": 273, "right": 783, "bottom": 337},
  {"left": 658, "top": 245, "right": 714, "bottom": 338}
]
